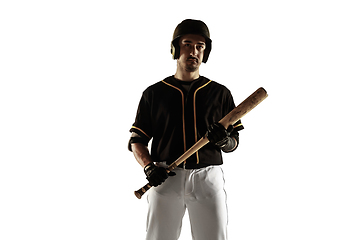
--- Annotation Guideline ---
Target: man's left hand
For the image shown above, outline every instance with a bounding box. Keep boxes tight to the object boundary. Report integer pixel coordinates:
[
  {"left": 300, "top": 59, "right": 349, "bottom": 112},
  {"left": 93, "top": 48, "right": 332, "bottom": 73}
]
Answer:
[{"left": 206, "top": 123, "right": 233, "bottom": 148}]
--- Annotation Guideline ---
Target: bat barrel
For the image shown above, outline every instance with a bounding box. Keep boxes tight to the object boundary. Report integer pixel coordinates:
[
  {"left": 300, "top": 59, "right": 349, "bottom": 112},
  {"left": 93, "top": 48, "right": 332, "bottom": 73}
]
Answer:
[{"left": 219, "top": 87, "right": 268, "bottom": 128}]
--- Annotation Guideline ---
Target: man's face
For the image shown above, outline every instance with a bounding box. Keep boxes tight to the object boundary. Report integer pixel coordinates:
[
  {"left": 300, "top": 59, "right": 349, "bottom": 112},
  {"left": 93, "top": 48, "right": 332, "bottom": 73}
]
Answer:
[{"left": 177, "top": 34, "right": 206, "bottom": 72}]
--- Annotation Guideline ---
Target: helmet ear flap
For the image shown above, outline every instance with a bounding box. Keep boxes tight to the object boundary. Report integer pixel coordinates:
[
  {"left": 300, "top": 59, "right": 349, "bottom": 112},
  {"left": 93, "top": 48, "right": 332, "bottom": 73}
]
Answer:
[
  {"left": 171, "top": 43, "right": 176, "bottom": 60},
  {"left": 171, "top": 38, "right": 180, "bottom": 60}
]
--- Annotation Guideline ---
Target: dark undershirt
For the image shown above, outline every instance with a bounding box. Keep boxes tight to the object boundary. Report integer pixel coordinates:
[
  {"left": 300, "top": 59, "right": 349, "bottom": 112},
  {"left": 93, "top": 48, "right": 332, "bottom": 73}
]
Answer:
[{"left": 174, "top": 79, "right": 195, "bottom": 95}]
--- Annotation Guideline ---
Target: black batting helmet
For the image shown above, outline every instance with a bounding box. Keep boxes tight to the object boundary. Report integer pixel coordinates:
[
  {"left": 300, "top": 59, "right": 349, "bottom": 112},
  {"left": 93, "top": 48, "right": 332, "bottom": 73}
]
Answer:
[{"left": 171, "top": 19, "right": 212, "bottom": 63}]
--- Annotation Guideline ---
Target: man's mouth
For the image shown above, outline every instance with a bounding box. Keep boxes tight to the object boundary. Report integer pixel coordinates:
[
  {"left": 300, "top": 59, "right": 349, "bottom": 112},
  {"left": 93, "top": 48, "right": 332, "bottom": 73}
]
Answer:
[{"left": 187, "top": 57, "right": 198, "bottom": 63}]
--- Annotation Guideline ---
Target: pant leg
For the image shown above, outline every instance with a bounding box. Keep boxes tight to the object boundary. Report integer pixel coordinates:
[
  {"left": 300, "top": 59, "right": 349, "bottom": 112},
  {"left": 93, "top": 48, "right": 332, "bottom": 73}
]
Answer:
[
  {"left": 186, "top": 166, "right": 228, "bottom": 240},
  {"left": 146, "top": 168, "right": 187, "bottom": 240}
]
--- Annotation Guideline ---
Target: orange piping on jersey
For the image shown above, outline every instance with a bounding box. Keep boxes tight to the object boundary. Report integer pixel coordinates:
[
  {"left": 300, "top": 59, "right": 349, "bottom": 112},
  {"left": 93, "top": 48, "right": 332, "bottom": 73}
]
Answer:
[
  {"left": 161, "top": 80, "right": 187, "bottom": 154},
  {"left": 131, "top": 126, "right": 151, "bottom": 139},
  {"left": 234, "top": 123, "right": 243, "bottom": 129},
  {"left": 193, "top": 80, "right": 212, "bottom": 164}
]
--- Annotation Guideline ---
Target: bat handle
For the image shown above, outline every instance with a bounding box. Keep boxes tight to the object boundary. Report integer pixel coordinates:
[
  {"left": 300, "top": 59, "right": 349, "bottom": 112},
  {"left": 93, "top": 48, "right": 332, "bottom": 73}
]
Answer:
[
  {"left": 134, "top": 183, "right": 152, "bottom": 199},
  {"left": 134, "top": 167, "right": 173, "bottom": 199}
]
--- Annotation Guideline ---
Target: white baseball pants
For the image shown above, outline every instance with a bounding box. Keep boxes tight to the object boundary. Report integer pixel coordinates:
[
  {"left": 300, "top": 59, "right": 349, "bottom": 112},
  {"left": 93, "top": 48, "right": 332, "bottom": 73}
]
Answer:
[{"left": 146, "top": 164, "right": 228, "bottom": 240}]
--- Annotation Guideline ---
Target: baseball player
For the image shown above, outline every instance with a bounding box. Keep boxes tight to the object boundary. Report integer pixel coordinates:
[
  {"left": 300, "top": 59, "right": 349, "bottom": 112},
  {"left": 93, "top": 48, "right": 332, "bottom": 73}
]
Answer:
[{"left": 128, "top": 19, "right": 244, "bottom": 240}]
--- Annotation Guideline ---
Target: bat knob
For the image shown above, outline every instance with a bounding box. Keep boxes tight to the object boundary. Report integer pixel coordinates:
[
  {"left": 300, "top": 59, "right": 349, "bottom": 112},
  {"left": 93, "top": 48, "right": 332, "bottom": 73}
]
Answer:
[{"left": 134, "top": 190, "right": 144, "bottom": 199}]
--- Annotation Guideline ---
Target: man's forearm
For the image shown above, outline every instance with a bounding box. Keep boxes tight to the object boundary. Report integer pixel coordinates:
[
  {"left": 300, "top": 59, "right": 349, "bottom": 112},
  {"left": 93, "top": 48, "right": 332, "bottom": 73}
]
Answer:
[{"left": 131, "top": 143, "right": 153, "bottom": 168}]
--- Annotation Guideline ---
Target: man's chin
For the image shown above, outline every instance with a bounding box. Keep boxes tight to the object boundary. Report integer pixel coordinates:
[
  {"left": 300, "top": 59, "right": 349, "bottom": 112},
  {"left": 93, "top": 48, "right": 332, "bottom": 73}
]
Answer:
[
  {"left": 185, "top": 62, "right": 200, "bottom": 72},
  {"left": 185, "top": 65, "right": 199, "bottom": 72}
]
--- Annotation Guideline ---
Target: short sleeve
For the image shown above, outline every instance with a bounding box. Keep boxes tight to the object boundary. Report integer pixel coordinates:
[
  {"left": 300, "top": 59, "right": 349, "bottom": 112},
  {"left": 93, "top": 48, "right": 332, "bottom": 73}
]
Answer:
[{"left": 129, "top": 91, "right": 153, "bottom": 142}]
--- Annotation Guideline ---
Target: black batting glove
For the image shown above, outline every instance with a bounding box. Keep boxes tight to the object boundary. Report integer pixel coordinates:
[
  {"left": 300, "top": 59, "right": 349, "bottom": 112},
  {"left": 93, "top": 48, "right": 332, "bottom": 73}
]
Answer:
[
  {"left": 206, "top": 123, "right": 234, "bottom": 148},
  {"left": 144, "top": 163, "right": 175, "bottom": 187}
]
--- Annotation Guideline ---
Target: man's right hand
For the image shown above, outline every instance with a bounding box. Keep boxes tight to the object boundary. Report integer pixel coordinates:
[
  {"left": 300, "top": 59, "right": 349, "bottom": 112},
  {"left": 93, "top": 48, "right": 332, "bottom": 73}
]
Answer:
[{"left": 144, "top": 163, "right": 173, "bottom": 187}]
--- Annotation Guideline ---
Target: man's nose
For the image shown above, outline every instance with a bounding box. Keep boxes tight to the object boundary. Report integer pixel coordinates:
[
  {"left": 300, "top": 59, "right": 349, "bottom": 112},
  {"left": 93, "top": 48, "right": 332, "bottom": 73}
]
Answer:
[{"left": 190, "top": 46, "right": 198, "bottom": 56}]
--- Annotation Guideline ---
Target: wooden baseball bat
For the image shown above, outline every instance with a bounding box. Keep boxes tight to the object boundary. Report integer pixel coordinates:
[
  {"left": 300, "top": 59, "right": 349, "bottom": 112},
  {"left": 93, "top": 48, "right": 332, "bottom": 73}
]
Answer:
[{"left": 134, "top": 87, "right": 268, "bottom": 199}]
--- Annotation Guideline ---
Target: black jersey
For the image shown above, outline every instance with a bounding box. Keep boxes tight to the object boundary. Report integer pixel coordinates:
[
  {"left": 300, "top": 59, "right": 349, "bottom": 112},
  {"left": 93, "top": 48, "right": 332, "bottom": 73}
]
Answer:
[{"left": 130, "top": 75, "right": 244, "bottom": 169}]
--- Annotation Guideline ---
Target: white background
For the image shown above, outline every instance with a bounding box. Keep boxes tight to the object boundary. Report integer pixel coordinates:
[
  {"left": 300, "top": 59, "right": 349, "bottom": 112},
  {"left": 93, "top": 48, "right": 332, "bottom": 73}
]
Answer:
[{"left": 1, "top": 0, "right": 359, "bottom": 239}]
